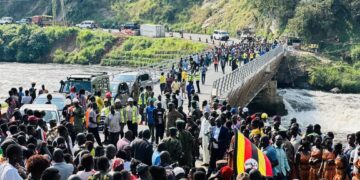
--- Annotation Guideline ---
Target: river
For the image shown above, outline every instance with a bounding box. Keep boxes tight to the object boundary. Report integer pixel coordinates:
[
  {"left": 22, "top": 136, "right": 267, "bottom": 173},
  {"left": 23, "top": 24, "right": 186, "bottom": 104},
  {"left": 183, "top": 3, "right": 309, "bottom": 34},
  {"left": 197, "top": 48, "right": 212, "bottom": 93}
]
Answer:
[
  {"left": 0, "top": 62, "right": 131, "bottom": 99},
  {"left": 1, "top": 63, "right": 359, "bottom": 141},
  {"left": 279, "top": 89, "right": 360, "bottom": 141}
]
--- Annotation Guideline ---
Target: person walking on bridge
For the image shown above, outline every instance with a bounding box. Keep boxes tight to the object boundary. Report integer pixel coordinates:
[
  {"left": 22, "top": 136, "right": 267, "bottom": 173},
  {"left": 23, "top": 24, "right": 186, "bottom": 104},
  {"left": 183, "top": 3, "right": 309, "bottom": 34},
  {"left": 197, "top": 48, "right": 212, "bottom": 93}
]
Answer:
[
  {"left": 220, "top": 54, "right": 226, "bottom": 74},
  {"left": 195, "top": 70, "right": 201, "bottom": 94},
  {"left": 159, "top": 72, "right": 166, "bottom": 95},
  {"left": 201, "top": 64, "right": 207, "bottom": 85},
  {"left": 213, "top": 55, "right": 219, "bottom": 72}
]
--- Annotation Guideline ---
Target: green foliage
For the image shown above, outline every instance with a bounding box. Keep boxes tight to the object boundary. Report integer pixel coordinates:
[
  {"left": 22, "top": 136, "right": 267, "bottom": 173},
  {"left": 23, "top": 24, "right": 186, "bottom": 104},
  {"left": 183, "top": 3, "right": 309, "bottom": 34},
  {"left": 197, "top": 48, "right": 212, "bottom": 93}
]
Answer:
[
  {"left": 350, "top": 45, "right": 360, "bottom": 62},
  {"left": 53, "top": 49, "right": 66, "bottom": 63},
  {"left": 103, "top": 36, "right": 209, "bottom": 66},
  {"left": 0, "top": 25, "right": 115, "bottom": 64},
  {"left": 285, "top": 0, "right": 357, "bottom": 43},
  {"left": 309, "top": 62, "right": 360, "bottom": 93}
]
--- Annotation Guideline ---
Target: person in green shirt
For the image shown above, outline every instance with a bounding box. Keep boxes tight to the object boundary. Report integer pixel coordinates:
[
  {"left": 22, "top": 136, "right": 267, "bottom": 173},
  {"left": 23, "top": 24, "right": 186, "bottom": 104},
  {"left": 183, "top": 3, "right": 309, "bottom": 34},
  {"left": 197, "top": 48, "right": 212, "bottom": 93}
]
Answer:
[{"left": 72, "top": 98, "right": 85, "bottom": 134}]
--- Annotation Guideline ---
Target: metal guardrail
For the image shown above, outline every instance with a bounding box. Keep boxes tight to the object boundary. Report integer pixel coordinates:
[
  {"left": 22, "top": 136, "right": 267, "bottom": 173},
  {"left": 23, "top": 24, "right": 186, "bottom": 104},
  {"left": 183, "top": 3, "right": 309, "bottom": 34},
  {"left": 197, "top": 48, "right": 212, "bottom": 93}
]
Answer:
[{"left": 212, "top": 45, "right": 285, "bottom": 97}]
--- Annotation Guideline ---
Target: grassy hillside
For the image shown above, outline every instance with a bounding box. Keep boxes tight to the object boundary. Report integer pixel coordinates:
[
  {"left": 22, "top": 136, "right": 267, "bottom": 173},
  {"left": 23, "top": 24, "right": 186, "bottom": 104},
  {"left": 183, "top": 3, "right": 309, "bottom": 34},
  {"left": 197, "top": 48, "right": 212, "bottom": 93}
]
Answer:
[
  {"left": 102, "top": 36, "right": 209, "bottom": 66},
  {"left": 0, "top": 25, "right": 208, "bottom": 66}
]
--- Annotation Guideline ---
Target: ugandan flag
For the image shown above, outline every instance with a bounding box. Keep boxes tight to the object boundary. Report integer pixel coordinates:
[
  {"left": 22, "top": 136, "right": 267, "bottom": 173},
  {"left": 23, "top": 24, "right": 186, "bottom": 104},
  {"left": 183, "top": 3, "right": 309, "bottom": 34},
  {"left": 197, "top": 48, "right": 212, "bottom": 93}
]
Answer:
[{"left": 234, "top": 130, "right": 273, "bottom": 177}]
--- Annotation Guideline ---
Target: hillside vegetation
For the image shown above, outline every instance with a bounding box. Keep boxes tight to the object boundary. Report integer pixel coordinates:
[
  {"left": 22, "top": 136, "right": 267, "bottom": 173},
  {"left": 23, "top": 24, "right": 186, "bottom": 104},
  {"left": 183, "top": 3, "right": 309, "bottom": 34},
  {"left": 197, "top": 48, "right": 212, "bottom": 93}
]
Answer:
[
  {"left": 0, "top": 25, "right": 208, "bottom": 66},
  {"left": 1, "top": 0, "right": 359, "bottom": 42},
  {"left": 102, "top": 36, "right": 208, "bottom": 66},
  {"left": 0, "top": 25, "right": 116, "bottom": 64}
]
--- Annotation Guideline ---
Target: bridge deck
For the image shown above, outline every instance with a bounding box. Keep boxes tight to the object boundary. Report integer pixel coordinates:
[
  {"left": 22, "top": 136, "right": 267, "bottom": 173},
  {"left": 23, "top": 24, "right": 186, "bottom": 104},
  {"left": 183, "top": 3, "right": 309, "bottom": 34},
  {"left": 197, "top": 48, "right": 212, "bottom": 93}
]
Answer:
[{"left": 152, "top": 63, "right": 233, "bottom": 111}]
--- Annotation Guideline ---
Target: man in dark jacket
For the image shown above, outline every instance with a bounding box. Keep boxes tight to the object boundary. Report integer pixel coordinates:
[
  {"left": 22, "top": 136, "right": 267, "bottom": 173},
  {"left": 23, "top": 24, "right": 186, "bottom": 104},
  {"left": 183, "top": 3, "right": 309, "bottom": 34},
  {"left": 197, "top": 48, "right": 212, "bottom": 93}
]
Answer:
[
  {"left": 131, "top": 129, "right": 153, "bottom": 165},
  {"left": 208, "top": 118, "right": 229, "bottom": 176}
]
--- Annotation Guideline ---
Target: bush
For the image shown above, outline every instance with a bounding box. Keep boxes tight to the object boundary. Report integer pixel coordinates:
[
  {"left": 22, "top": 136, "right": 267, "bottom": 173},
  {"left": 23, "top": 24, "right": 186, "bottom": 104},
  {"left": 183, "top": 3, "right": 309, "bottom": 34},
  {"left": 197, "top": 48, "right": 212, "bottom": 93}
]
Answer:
[
  {"left": 53, "top": 49, "right": 67, "bottom": 64},
  {"left": 350, "top": 45, "right": 360, "bottom": 62},
  {"left": 309, "top": 62, "right": 360, "bottom": 93}
]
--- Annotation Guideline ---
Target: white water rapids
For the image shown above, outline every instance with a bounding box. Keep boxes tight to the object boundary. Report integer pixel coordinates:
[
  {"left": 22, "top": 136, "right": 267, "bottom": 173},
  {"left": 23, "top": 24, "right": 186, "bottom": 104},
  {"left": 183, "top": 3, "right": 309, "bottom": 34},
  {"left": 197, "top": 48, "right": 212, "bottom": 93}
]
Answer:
[{"left": 279, "top": 89, "right": 360, "bottom": 141}]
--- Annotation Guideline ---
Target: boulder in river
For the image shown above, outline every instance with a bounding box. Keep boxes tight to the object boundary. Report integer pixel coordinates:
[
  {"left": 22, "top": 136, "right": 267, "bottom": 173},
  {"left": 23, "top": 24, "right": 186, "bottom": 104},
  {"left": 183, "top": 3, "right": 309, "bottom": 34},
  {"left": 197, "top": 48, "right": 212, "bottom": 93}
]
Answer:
[{"left": 330, "top": 87, "right": 341, "bottom": 93}]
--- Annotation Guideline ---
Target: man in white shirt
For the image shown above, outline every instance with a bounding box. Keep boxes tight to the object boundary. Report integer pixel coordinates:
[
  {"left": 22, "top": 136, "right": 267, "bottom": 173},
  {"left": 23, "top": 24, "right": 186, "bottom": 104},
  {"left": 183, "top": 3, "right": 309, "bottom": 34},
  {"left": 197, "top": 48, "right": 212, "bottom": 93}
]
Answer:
[
  {"left": 105, "top": 106, "right": 122, "bottom": 146},
  {"left": 0, "top": 144, "right": 25, "bottom": 180},
  {"left": 199, "top": 112, "right": 211, "bottom": 165},
  {"left": 290, "top": 126, "right": 302, "bottom": 152},
  {"left": 21, "top": 90, "right": 32, "bottom": 105}
]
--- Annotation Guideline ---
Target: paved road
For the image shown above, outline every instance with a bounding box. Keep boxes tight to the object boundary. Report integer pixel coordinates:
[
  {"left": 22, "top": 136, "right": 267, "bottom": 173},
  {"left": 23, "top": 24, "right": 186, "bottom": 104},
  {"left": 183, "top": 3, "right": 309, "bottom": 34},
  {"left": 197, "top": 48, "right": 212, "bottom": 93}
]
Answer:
[{"left": 166, "top": 32, "right": 241, "bottom": 46}]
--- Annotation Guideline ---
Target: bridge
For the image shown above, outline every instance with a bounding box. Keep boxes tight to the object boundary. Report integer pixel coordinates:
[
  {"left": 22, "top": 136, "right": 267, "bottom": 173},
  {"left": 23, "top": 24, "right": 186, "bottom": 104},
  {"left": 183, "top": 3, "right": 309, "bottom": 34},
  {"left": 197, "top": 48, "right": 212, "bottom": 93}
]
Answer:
[{"left": 139, "top": 42, "right": 286, "bottom": 109}]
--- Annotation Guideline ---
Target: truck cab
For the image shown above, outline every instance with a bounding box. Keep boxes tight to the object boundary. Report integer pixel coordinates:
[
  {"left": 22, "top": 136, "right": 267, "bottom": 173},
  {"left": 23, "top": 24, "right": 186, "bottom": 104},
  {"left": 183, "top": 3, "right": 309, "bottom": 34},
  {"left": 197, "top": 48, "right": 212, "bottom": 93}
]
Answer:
[{"left": 59, "top": 72, "right": 110, "bottom": 96}]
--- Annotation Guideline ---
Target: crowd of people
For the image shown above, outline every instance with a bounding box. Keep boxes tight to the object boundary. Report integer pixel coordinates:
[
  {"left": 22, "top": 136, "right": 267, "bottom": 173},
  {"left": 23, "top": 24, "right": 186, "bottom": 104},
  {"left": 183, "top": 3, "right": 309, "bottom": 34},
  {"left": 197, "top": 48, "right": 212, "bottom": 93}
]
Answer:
[{"left": 0, "top": 41, "right": 359, "bottom": 180}]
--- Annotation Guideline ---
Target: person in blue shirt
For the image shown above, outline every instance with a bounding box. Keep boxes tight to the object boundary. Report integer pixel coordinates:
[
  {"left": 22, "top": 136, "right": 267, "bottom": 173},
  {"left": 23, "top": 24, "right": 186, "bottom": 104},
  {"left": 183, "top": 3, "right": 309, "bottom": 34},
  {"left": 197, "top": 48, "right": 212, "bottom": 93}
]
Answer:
[
  {"left": 273, "top": 135, "right": 290, "bottom": 180},
  {"left": 146, "top": 99, "right": 156, "bottom": 143},
  {"left": 186, "top": 81, "right": 194, "bottom": 109},
  {"left": 260, "top": 135, "right": 278, "bottom": 175},
  {"left": 152, "top": 142, "right": 166, "bottom": 166}
]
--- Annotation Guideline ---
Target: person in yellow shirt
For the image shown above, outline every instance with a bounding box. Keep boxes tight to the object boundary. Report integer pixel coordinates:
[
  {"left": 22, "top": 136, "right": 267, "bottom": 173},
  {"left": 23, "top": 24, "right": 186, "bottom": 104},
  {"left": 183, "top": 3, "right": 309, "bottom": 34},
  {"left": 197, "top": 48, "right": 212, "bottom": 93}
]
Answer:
[
  {"left": 171, "top": 79, "right": 180, "bottom": 93},
  {"left": 181, "top": 70, "right": 188, "bottom": 82},
  {"left": 95, "top": 90, "right": 104, "bottom": 123},
  {"left": 160, "top": 72, "right": 166, "bottom": 95}
]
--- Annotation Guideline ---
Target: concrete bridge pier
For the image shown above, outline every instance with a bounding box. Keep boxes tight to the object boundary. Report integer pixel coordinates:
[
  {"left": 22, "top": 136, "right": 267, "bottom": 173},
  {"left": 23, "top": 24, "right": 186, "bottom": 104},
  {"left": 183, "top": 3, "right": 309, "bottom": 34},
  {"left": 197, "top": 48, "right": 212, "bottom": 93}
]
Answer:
[{"left": 248, "top": 80, "right": 287, "bottom": 116}]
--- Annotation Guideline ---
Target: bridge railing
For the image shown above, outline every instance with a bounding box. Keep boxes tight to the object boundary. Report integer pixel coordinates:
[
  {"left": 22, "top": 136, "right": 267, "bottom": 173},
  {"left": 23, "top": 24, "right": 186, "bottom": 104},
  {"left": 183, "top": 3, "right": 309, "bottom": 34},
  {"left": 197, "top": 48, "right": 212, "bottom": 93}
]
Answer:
[{"left": 212, "top": 45, "right": 284, "bottom": 97}]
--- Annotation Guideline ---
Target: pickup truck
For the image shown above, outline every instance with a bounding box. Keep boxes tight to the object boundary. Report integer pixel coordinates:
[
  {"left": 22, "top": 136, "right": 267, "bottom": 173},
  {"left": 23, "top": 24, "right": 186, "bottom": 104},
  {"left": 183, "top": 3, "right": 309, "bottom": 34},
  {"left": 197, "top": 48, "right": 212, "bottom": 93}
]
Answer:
[{"left": 0, "top": 17, "right": 14, "bottom": 25}]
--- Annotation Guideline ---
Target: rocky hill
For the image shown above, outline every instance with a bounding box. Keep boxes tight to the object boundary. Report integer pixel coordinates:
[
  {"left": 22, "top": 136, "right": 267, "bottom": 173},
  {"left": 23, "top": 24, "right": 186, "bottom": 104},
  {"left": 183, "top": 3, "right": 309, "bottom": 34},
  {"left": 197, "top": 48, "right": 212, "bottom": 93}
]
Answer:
[{"left": 1, "top": 0, "right": 359, "bottom": 43}]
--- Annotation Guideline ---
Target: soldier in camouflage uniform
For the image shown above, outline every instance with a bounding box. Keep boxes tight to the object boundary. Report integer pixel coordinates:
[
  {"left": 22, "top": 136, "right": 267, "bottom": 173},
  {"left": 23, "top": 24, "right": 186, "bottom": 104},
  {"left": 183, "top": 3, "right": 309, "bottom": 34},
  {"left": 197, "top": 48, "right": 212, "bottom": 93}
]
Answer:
[
  {"left": 162, "top": 127, "right": 182, "bottom": 164},
  {"left": 176, "top": 119, "right": 194, "bottom": 167}
]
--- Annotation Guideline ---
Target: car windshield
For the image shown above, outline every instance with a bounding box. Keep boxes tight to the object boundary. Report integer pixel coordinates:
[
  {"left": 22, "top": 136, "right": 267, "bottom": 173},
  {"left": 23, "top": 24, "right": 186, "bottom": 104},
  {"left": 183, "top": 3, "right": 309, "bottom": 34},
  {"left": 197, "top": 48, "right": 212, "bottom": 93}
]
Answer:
[
  {"left": 41, "top": 110, "right": 58, "bottom": 123},
  {"left": 33, "top": 97, "right": 65, "bottom": 110},
  {"left": 110, "top": 82, "right": 119, "bottom": 94},
  {"left": 113, "top": 75, "right": 136, "bottom": 82},
  {"left": 63, "top": 81, "right": 91, "bottom": 93}
]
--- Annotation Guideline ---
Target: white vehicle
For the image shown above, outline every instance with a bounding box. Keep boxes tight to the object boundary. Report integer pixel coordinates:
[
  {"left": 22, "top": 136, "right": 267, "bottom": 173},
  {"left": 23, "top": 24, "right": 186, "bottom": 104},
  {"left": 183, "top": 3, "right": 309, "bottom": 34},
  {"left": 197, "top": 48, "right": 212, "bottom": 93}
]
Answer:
[
  {"left": 212, "top": 30, "right": 230, "bottom": 41},
  {"left": 33, "top": 93, "right": 66, "bottom": 113},
  {"left": 140, "top": 24, "right": 165, "bottom": 38},
  {"left": 76, "top": 20, "right": 97, "bottom": 29},
  {"left": 19, "top": 104, "right": 61, "bottom": 124},
  {"left": 0, "top": 17, "right": 14, "bottom": 25}
]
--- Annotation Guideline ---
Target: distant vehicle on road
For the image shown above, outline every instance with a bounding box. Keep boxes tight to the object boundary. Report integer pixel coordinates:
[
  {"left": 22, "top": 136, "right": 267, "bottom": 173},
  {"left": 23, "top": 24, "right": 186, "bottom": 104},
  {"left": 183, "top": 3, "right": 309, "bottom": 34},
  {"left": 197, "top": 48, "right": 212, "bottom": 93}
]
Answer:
[
  {"left": 0, "top": 17, "right": 14, "bottom": 25},
  {"left": 121, "top": 22, "right": 140, "bottom": 30},
  {"left": 59, "top": 72, "right": 110, "bottom": 96},
  {"left": 212, "top": 30, "right": 230, "bottom": 41},
  {"left": 16, "top": 18, "right": 32, "bottom": 25},
  {"left": 32, "top": 15, "right": 53, "bottom": 26},
  {"left": 33, "top": 93, "right": 66, "bottom": 113},
  {"left": 76, "top": 20, "right": 97, "bottom": 29},
  {"left": 140, "top": 24, "right": 165, "bottom": 38},
  {"left": 20, "top": 104, "right": 61, "bottom": 124}
]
